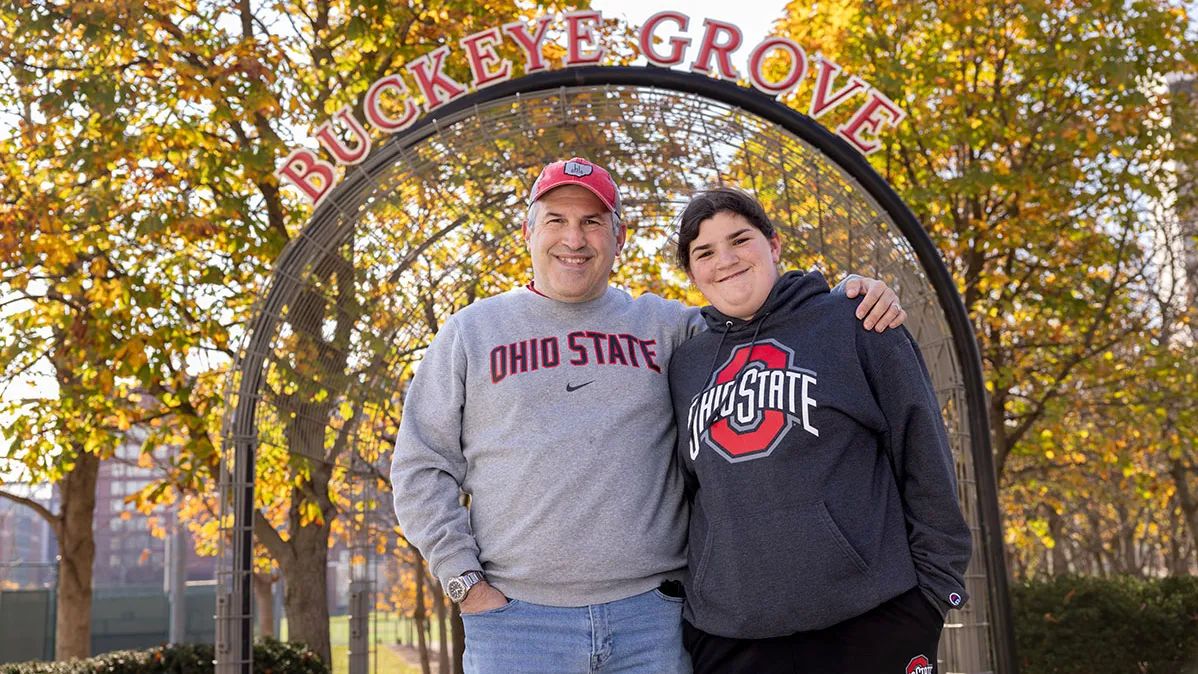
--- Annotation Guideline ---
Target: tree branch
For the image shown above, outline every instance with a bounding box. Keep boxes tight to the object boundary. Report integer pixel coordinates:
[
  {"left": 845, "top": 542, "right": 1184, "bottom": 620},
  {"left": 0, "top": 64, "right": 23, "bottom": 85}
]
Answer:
[
  {"left": 253, "top": 507, "right": 294, "bottom": 566},
  {"left": 0, "top": 488, "right": 60, "bottom": 534}
]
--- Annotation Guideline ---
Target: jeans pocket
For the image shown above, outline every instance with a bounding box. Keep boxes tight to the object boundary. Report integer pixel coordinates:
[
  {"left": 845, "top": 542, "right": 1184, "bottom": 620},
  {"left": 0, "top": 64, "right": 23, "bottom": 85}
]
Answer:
[
  {"left": 652, "top": 588, "right": 684, "bottom": 604},
  {"left": 461, "top": 599, "right": 520, "bottom": 617}
]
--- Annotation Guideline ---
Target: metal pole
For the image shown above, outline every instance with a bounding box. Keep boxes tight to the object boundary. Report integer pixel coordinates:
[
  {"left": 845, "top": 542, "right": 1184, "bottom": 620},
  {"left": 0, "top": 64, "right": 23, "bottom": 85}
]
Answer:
[
  {"left": 236, "top": 437, "right": 255, "bottom": 673},
  {"left": 348, "top": 579, "right": 370, "bottom": 674},
  {"left": 168, "top": 520, "right": 187, "bottom": 644}
]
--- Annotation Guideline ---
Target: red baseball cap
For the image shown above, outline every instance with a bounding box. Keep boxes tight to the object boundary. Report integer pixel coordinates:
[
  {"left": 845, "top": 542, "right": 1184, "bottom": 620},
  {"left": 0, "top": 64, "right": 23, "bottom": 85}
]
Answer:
[{"left": 528, "top": 158, "right": 622, "bottom": 216}]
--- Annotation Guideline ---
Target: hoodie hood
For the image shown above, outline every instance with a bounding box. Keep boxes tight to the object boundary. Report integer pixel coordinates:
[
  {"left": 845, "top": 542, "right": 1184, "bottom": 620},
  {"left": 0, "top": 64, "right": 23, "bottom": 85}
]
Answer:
[{"left": 699, "top": 269, "right": 831, "bottom": 334}]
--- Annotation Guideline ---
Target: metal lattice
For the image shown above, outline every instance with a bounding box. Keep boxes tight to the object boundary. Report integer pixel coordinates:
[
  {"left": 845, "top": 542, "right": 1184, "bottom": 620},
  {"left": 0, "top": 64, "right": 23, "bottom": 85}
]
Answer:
[{"left": 217, "top": 67, "right": 1014, "bottom": 674}]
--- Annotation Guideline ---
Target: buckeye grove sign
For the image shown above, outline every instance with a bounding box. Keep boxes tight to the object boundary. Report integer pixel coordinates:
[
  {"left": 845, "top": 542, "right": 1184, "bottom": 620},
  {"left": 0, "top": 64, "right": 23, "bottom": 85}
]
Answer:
[{"left": 275, "top": 10, "right": 907, "bottom": 208}]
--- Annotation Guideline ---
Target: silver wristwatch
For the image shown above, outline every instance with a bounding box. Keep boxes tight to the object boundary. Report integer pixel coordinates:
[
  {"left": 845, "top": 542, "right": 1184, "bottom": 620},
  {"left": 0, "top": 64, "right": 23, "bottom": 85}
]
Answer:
[{"left": 446, "top": 570, "right": 486, "bottom": 603}]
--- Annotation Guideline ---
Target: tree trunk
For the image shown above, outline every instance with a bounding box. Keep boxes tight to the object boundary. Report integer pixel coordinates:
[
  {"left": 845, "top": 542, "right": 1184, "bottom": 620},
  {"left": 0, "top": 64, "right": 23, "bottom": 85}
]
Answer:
[
  {"left": 1114, "top": 503, "right": 1138, "bottom": 575},
  {"left": 990, "top": 390, "right": 1011, "bottom": 481},
  {"left": 1046, "top": 506, "right": 1068, "bottom": 577},
  {"left": 1169, "top": 459, "right": 1198, "bottom": 560},
  {"left": 278, "top": 523, "right": 332, "bottom": 666},
  {"left": 252, "top": 456, "right": 338, "bottom": 667},
  {"left": 261, "top": 257, "right": 354, "bottom": 667},
  {"left": 414, "top": 557, "right": 432, "bottom": 674},
  {"left": 430, "top": 573, "right": 449, "bottom": 674},
  {"left": 55, "top": 448, "right": 100, "bottom": 661},
  {"left": 254, "top": 572, "right": 275, "bottom": 639},
  {"left": 451, "top": 601, "right": 464, "bottom": 674},
  {"left": 1167, "top": 501, "right": 1188, "bottom": 575},
  {"left": 1012, "top": 548, "right": 1027, "bottom": 581}
]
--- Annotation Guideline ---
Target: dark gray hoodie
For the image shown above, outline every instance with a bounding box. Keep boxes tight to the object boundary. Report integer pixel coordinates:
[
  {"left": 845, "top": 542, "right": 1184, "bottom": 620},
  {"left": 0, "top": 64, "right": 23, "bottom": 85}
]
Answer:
[{"left": 667, "top": 269, "right": 971, "bottom": 639}]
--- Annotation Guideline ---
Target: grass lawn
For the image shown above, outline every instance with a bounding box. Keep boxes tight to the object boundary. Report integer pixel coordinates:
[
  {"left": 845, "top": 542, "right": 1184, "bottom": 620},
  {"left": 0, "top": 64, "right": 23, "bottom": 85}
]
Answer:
[
  {"left": 280, "top": 614, "right": 445, "bottom": 674},
  {"left": 330, "top": 643, "right": 420, "bottom": 674}
]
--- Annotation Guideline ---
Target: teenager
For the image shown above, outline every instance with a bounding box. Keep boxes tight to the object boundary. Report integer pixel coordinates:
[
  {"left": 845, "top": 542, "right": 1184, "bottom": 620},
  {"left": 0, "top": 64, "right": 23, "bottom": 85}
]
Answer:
[{"left": 668, "top": 188, "right": 971, "bottom": 673}]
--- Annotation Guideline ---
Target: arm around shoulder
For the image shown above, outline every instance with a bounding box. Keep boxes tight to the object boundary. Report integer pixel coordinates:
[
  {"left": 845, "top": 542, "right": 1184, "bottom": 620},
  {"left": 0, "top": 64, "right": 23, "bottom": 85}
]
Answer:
[{"left": 836, "top": 274, "right": 908, "bottom": 331}]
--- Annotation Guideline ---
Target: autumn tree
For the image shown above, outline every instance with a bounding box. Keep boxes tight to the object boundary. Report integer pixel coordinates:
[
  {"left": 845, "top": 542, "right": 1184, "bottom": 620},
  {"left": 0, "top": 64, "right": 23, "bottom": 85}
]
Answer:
[
  {"left": 776, "top": 0, "right": 1198, "bottom": 571},
  {"left": 3, "top": 0, "right": 626, "bottom": 665},
  {"left": 0, "top": 0, "right": 246, "bottom": 657}
]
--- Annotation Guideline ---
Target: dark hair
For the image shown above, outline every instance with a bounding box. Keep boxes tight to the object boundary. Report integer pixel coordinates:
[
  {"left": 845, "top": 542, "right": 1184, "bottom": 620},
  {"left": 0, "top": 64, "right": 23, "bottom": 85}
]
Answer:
[{"left": 675, "top": 187, "right": 776, "bottom": 273}]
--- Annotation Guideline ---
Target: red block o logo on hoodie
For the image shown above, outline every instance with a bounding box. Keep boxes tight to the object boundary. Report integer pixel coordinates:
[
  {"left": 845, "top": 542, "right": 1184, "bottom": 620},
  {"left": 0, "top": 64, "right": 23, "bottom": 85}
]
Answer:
[
  {"left": 907, "top": 655, "right": 933, "bottom": 674},
  {"left": 686, "top": 339, "right": 819, "bottom": 463}
]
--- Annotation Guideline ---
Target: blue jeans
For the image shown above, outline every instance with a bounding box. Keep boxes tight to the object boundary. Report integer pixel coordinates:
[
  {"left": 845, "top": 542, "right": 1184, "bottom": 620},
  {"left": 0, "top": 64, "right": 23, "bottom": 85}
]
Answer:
[{"left": 461, "top": 587, "right": 692, "bottom": 674}]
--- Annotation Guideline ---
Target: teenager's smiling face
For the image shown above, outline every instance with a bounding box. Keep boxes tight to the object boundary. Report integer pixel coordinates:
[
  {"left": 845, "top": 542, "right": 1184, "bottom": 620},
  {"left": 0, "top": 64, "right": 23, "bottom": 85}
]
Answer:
[
  {"left": 524, "top": 185, "right": 626, "bottom": 303},
  {"left": 687, "top": 211, "right": 781, "bottom": 320}
]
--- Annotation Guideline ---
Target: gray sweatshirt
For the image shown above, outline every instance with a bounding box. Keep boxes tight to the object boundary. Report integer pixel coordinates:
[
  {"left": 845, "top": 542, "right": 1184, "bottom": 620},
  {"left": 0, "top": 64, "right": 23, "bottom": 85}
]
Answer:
[{"left": 390, "top": 285, "right": 705, "bottom": 606}]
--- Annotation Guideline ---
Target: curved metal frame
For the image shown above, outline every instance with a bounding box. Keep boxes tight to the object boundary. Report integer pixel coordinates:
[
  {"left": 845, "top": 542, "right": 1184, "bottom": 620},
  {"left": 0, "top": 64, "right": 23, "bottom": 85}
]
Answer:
[{"left": 219, "top": 66, "right": 1017, "bottom": 674}]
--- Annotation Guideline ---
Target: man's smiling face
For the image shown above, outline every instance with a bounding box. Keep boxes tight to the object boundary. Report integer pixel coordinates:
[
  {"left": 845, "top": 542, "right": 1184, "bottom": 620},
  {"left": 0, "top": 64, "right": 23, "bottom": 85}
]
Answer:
[{"left": 524, "top": 184, "right": 626, "bottom": 303}]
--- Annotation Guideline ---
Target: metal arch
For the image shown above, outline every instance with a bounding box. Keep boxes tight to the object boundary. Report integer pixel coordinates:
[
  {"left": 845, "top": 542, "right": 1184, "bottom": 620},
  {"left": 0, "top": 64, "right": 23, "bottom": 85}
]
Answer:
[{"left": 217, "top": 65, "right": 1017, "bottom": 674}]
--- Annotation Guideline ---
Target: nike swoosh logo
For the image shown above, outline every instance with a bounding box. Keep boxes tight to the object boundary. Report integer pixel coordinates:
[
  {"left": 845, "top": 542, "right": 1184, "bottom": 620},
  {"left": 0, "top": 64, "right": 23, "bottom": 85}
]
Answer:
[{"left": 566, "top": 381, "right": 594, "bottom": 392}]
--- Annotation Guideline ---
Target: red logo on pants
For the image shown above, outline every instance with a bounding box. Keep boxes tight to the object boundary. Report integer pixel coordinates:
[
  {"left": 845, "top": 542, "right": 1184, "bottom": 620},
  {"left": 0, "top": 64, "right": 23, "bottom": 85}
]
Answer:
[{"left": 906, "top": 655, "right": 933, "bottom": 674}]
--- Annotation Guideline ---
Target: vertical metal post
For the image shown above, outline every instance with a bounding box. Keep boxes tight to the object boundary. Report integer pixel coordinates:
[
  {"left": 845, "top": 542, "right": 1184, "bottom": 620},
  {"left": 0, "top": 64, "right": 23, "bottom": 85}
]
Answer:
[
  {"left": 168, "top": 519, "right": 187, "bottom": 644},
  {"left": 348, "top": 579, "right": 371, "bottom": 674},
  {"left": 216, "top": 434, "right": 256, "bottom": 674},
  {"left": 236, "top": 437, "right": 255, "bottom": 671},
  {"left": 348, "top": 452, "right": 374, "bottom": 674},
  {"left": 273, "top": 575, "right": 284, "bottom": 639}
]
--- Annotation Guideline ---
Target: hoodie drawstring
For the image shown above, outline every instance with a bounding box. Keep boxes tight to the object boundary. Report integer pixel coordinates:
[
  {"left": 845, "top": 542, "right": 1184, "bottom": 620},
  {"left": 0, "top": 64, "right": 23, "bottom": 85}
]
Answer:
[
  {"left": 745, "top": 313, "right": 767, "bottom": 363},
  {"left": 704, "top": 321, "right": 733, "bottom": 383}
]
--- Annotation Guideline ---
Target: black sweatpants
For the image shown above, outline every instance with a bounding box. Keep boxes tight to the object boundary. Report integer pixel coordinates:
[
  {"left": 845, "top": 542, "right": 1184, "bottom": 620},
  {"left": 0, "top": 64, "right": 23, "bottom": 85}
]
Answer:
[{"left": 683, "top": 587, "right": 944, "bottom": 674}]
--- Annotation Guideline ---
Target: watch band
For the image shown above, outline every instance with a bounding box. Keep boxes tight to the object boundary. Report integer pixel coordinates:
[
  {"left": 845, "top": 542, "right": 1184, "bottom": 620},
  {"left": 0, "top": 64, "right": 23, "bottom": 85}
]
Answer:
[{"left": 461, "top": 570, "right": 485, "bottom": 589}]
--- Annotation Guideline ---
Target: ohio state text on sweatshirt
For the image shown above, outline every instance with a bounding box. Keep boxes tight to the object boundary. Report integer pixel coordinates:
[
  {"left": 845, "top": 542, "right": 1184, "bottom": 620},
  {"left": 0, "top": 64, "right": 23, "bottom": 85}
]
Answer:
[{"left": 667, "top": 270, "right": 972, "bottom": 639}]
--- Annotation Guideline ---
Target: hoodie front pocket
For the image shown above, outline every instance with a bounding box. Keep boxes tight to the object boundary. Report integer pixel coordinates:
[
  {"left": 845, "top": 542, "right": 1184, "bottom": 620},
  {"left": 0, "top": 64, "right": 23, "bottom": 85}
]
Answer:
[
  {"left": 694, "top": 501, "right": 872, "bottom": 621},
  {"left": 816, "top": 502, "right": 869, "bottom": 574}
]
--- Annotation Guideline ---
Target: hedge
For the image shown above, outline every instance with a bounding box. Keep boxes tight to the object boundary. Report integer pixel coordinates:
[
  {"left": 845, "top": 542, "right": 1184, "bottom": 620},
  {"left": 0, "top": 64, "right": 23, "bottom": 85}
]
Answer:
[
  {"left": 5, "top": 578, "right": 1198, "bottom": 673},
  {"left": 0, "top": 639, "right": 328, "bottom": 674},
  {"left": 1013, "top": 575, "right": 1198, "bottom": 674}
]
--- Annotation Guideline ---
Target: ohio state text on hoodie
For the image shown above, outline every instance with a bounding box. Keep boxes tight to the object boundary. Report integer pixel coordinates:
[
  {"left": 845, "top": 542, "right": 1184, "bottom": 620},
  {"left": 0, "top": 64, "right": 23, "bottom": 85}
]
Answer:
[{"left": 667, "top": 270, "right": 972, "bottom": 639}]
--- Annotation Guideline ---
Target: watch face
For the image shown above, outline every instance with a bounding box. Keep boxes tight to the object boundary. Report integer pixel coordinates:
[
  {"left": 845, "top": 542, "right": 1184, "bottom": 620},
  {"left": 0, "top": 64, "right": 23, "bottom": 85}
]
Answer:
[{"left": 447, "top": 577, "right": 466, "bottom": 602}]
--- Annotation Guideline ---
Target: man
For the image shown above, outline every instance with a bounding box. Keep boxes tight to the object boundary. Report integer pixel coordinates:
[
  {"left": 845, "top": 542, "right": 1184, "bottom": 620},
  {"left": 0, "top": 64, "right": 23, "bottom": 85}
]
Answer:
[{"left": 390, "top": 158, "right": 907, "bottom": 673}]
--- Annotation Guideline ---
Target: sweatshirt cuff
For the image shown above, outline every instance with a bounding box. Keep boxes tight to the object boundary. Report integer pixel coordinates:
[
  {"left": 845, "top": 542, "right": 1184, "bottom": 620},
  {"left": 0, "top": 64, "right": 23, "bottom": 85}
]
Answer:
[{"left": 433, "top": 551, "right": 484, "bottom": 591}]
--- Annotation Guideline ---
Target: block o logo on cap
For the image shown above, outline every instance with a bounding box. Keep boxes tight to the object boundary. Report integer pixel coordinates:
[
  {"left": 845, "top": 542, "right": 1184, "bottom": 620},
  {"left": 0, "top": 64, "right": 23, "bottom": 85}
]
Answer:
[{"left": 563, "top": 160, "right": 593, "bottom": 177}]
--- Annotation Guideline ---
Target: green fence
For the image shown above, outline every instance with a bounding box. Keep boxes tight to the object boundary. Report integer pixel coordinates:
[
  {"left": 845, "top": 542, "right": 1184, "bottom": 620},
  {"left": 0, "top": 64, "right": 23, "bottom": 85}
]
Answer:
[
  {"left": 0, "top": 589, "right": 54, "bottom": 663},
  {"left": 0, "top": 584, "right": 215, "bottom": 665}
]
